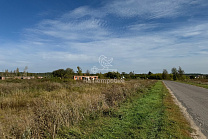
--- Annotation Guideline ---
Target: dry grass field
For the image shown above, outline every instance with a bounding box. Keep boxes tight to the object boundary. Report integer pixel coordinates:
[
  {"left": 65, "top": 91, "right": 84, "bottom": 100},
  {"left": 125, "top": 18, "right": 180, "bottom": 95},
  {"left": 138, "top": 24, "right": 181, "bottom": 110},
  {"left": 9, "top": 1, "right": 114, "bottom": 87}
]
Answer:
[
  {"left": 181, "top": 79, "right": 208, "bottom": 89},
  {"left": 0, "top": 79, "right": 155, "bottom": 138}
]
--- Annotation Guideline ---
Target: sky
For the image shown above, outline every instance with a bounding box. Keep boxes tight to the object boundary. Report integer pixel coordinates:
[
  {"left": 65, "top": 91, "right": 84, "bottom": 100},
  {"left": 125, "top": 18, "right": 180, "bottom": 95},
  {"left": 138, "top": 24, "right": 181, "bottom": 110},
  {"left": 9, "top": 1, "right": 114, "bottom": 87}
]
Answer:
[{"left": 0, "top": 0, "right": 208, "bottom": 74}]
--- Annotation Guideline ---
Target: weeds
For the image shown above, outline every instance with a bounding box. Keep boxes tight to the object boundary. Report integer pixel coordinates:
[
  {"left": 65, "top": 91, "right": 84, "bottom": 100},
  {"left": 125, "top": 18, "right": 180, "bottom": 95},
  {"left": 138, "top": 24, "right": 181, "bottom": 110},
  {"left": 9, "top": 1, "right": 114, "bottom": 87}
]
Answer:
[
  {"left": 76, "top": 81, "right": 192, "bottom": 139},
  {"left": 0, "top": 79, "right": 154, "bottom": 138},
  {"left": 180, "top": 79, "right": 208, "bottom": 89}
]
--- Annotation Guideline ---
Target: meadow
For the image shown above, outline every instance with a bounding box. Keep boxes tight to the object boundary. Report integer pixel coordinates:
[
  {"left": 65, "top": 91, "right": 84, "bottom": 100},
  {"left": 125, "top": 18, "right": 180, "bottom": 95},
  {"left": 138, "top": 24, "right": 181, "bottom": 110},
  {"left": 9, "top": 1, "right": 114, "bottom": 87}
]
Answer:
[
  {"left": 0, "top": 79, "right": 192, "bottom": 138},
  {"left": 180, "top": 79, "right": 208, "bottom": 89}
]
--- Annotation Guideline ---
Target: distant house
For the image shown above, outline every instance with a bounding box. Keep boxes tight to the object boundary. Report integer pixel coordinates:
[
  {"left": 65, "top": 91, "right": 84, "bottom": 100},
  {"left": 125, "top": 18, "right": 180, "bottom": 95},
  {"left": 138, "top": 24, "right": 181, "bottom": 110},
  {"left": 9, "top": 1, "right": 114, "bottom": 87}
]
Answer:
[
  {"left": 73, "top": 76, "right": 98, "bottom": 80},
  {"left": 22, "top": 76, "right": 35, "bottom": 79},
  {"left": 0, "top": 76, "right": 6, "bottom": 80}
]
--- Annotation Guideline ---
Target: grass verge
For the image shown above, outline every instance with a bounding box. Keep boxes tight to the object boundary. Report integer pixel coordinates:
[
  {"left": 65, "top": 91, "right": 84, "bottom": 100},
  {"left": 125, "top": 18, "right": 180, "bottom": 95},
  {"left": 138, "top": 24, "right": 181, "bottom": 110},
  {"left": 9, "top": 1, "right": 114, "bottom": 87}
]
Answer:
[{"left": 57, "top": 81, "right": 192, "bottom": 138}]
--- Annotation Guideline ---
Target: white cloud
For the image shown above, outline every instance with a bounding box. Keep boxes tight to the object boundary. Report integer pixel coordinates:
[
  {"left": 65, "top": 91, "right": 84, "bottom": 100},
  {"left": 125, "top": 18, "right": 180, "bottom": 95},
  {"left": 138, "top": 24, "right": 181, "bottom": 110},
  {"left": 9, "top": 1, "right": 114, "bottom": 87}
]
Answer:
[
  {"left": 40, "top": 52, "right": 96, "bottom": 63},
  {"left": 128, "top": 23, "right": 159, "bottom": 31},
  {"left": 1, "top": 1, "right": 208, "bottom": 73},
  {"left": 62, "top": 6, "right": 106, "bottom": 19},
  {"left": 169, "top": 22, "right": 208, "bottom": 38},
  {"left": 27, "top": 15, "right": 109, "bottom": 42},
  {"left": 105, "top": 0, "right": 198, "bottom": 19},
  {"left": 8, "top": 19, "right": 208, "bottom": 73}
]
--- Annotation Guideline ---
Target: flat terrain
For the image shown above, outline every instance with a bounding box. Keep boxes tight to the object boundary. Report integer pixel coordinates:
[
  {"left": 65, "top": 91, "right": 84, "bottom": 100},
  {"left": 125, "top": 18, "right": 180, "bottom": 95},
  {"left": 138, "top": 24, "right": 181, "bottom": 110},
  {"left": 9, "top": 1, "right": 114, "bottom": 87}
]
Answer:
[
  {"left": 164, "top": 81, "right": 208, "bottom": 137},
  {"left": 80, "top": 81, "right": 191, "bottom": 138},
  {"left": 0, "top": 79, "right": 192, "bottom": 138}
]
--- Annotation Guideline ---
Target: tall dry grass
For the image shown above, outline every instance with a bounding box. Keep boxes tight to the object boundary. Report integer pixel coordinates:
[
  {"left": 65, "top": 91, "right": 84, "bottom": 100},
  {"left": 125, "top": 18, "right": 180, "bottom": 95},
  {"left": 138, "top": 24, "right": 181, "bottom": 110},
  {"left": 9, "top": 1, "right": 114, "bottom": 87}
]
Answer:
[{"left": 0, "top": 79, "right": 155, "bottom": 138}]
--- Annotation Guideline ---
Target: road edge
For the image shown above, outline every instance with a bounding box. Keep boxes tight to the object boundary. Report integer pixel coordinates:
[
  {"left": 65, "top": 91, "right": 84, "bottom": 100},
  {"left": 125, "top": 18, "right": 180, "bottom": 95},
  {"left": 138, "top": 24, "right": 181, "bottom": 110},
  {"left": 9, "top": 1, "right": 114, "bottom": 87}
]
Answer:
[{"left": 163, "top": 81, "right": 206, "bottom": 139}]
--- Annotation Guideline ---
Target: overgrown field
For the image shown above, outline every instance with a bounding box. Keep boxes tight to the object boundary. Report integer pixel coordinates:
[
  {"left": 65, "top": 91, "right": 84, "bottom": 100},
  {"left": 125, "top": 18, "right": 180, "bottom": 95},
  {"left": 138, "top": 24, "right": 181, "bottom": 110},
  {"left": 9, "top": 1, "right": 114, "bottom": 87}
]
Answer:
[
  {"left": 0, "top": 79, "right": 192, "bottom": 138},
  {"left": 180, "top": 79, "right": 208, "bottom": 89},
  {"left": 0, "top": 79, "right": 155, "bottom": 138},
  {"left": 76, "top": 81, "right": 192, "bottom": 138}
]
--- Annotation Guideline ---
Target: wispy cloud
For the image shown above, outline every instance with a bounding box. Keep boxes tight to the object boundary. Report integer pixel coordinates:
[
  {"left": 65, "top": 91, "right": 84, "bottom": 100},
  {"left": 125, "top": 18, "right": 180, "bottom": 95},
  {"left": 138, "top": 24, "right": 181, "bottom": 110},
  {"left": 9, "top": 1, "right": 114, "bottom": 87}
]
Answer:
[
  {"left": 62, "top": 6, "right": 106, "bottom": 19},
  {"left": 105, "top": 0, "right": 203, "bottom": 19},
  {"left": 1, "top": 0, "right": 208, "bottom": 73},
  {"left": 168, "top": 22, "right": 208, "bottom": 39},
  {"left": 25, "top": 9, "right": 109, "bottom": 43}
]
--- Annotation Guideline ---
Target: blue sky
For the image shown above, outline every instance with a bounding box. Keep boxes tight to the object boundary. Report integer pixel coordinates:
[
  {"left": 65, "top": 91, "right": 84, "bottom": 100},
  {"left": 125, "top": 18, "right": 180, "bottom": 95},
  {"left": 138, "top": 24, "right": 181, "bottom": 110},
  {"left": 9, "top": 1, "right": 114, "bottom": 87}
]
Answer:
[{"left": 0, "top": 0, "right": 208, "bottom": 74}]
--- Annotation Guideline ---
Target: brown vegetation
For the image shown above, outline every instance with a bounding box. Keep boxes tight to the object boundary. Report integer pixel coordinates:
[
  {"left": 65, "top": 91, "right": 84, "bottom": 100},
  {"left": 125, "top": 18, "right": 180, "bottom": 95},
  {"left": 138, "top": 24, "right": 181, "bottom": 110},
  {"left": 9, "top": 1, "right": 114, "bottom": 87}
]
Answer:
[
  {"left": 181, "top": 79, "right": 208, "bottom": 89},
  {"left": 0, "top": 79, "right": 155, "bottom": 138}
]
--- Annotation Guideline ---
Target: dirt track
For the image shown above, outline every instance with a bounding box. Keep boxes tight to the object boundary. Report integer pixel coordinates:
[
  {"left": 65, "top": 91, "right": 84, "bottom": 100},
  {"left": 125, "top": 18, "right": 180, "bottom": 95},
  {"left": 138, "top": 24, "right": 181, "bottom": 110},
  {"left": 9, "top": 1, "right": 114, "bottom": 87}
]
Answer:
[{"left": 163, "top": 81, "right": 208, "bottom": 138}]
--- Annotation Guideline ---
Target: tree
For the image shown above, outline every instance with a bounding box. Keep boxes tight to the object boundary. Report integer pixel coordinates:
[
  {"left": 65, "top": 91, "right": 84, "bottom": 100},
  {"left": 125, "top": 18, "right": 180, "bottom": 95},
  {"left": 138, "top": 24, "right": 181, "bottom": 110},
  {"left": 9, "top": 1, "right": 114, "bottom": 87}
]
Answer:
[
  {"left": 178, "top": 66, "right": 185, "bottom": 80},
  {"left": 16, "top": 68, "right": 20, "bottom": 76},
  {"left": 171, "top": 67, "right": 178, "bottom": 80},
  {"left": 65, "top": 68, "right": 74, "bottom": 78},
  {"left": 23, "top": 66, "right": 28, "bottom": 76},
  {"left": 148, "top": 71, "right": 153, "bottom": 75},
  {"left": 148, "top": 73, "right": 162, "bottom": 80},
  {"left": 52, "top": 68, "right": 75, "bottom": 79},
  {"left": 86, "top": 70, "right": 90, "bottom": 76},
  {"left": 97, "top": 72, "right": 104, "bottom": 79},
  {"left": 10, "top": 70, "right": 14, "bottom": 77},
  {"left": 129, "top": 71, "right": 135, "bottom": 79},
  {"left": 52, "top": 69, "right": 66, "bottom": 78},
  {"left": 77, "top": 66, "right": 82, "bottom": 76},
  {"left": 105, "top": 72, "right": 121, "bottom": 79},
  {"left": 5, "top": 69, "right": 9, "bottom": 77},
  {"left": 162, "top": 69, "right": 169, "bottom": 80}
]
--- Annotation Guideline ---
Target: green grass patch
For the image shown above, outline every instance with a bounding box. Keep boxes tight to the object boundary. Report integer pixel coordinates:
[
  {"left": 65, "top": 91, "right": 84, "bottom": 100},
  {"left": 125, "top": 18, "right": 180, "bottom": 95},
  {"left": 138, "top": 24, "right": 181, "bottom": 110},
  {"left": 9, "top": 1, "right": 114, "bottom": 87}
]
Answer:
[{"left": 57, "top": 81, "right": 192, "bottom": 138}]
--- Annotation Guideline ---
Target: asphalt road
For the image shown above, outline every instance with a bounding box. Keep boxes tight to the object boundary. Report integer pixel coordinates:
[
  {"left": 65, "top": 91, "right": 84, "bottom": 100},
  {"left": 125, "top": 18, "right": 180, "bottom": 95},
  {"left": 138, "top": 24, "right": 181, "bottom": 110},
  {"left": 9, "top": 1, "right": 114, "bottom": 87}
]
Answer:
[{"left": 163, "top": 81, "right": 208, "bottom": 138}]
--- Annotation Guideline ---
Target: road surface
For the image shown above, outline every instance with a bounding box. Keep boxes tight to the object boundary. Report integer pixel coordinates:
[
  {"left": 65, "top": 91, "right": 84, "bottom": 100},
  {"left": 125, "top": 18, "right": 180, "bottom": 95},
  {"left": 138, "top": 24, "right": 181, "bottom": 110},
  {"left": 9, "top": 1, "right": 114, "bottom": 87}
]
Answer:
[{"left": 163, "top": 81, "right": 208, "bottom": 138}]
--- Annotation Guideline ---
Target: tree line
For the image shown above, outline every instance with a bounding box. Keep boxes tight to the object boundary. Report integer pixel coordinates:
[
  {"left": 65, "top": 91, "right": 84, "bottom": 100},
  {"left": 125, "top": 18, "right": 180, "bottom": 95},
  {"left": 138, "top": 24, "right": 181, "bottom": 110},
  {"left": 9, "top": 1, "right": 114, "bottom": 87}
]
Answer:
[
  {"left": 0, "top": 67, "right": 30, "bottom": 77},
  {"left": 51, "top": 66, "right": 190, "bottom": 80},
  {"left": 1, "top": 66, "right": 207, "bottom": 80}
]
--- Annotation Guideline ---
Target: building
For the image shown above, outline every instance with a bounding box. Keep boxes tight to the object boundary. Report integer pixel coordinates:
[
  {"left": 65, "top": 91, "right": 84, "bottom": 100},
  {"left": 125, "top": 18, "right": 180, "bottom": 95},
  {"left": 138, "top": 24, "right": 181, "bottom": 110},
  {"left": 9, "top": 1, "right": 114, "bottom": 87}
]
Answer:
[
  {"left": 0, "top": 76, "right": 5, "bottom": 80},
  {"left": 73, "top": 76, "right": 98, "bottom": 80}
]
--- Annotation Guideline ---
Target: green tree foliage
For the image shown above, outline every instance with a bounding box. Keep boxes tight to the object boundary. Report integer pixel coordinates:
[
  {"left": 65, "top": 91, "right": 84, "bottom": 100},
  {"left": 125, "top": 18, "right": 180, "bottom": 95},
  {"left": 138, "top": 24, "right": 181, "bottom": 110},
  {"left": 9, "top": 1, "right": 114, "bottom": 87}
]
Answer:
[
  {"left": 52, "top": 68, "right": 74, "bottom": 79},
  {"left": 77, "top": 66, "right": 82, "bottom": 76},
  {"left": 121, "top": 72, "right": 131, "bottom": 79},
  {"left": 16, "top": 67, "right": 20, "bottom": 76},
  {"left": 178, "top": 66, "right": 185, "bottom": 80},
  {"left": 104, "top": 72, "right": 121, "bottom": 79},
  {"left": 171, "top": 67, "right": 186, "bottom": 80},
  {"left": 86, "top": 70, "right": 90, "bottom": 76},
  {"left": 97, "top": 72, "right": 104, "bottom": 79},
  {"left": 65, "top": 68, "right": 75, "bottom": 78},
  {"left": 148, "top": 71, "right": 153, "bottom": 75},
  {"left": 121, "top": 72, "right": 126, "bottom": 75},
  {"left": 5, "top": 69, "right": 9, "bottom": 77},
  {"left": 162, "top": 69, "right": 170, "bottom": 80},
  {"left": 135, "top": 74, "right": 147, "bottom": 79},
  {"left": 52, "top": 69, "right": 65, "bottom": 78},
  {"left": 171, "top": 67, "right": 178, "bottom": 80},
  {"left": 148, "top": 73, "right": 163, "bottom": 80},
  {"left": 129, "top": 71, "right": 135, "bottom": 79}
]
